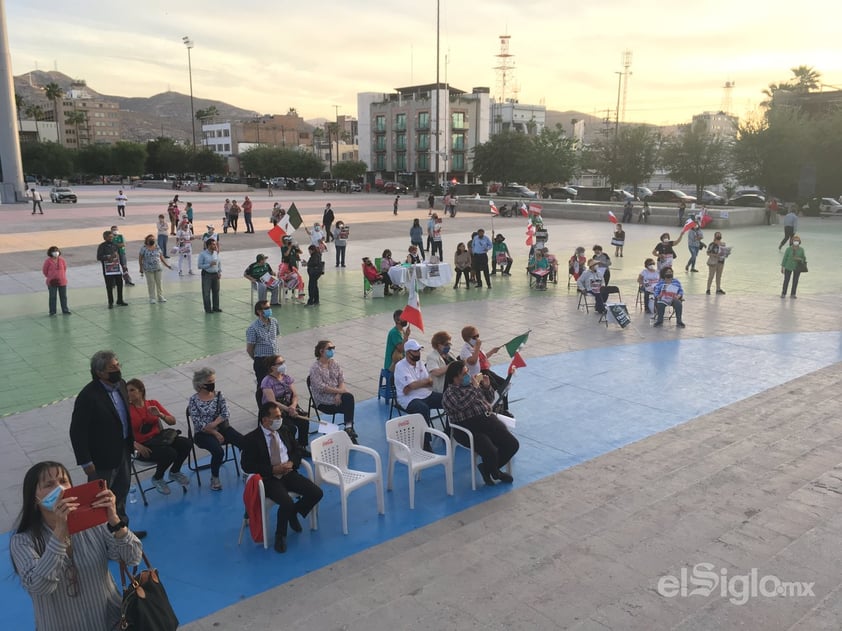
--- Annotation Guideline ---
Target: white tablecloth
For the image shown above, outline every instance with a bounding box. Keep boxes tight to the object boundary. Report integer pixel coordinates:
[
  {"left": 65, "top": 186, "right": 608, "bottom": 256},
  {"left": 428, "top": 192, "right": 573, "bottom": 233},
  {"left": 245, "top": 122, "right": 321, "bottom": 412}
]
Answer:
[{"left": 387, "top": 263, "right": 453, "bottom": 288}]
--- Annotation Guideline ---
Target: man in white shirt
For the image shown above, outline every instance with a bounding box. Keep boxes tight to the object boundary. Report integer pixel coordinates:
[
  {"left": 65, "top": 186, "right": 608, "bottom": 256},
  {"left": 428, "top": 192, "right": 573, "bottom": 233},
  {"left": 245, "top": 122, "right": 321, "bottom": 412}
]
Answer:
[
  {"left": 393, "top": 339, "right": 443, "bottom": 427},
  {"left": 115, "top": 190, "right": 128, "bottom": 218}
]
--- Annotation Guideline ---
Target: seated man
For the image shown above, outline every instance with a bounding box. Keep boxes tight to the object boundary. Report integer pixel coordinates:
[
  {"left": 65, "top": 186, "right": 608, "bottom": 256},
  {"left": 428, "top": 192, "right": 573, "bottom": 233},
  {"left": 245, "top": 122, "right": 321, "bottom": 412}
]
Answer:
[
  {"left": 240, "top": 402, "right": 323, "bottom": 554},
  {"left": 244, "top": 254, "right": 280, "bottom": 305},
  {"left": 576, "top": 259, "right": 609, "bottom": 314},
  {"left": 491, "top": 234, "right": 512, "bottom": 276},
  {"left": 362, "top": 256, "right": 391, "bottom": 296},
  {"left": 393, "top": 339, "right": 443, "bottom": 425},
  {"left": 652, "top": 267, "right": 686, "bottom": 328}
]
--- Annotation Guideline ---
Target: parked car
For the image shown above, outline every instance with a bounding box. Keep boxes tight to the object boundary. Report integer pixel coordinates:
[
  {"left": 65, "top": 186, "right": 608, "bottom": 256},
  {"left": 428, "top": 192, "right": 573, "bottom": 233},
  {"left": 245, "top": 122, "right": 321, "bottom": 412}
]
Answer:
[
  {"left": 728, "top": 194, "right": 766, "bottom": 207},
  {"left": 49, "top": 187, "right": 77, "bottom": 203},
  {"left": 700, "top": 190, "right": 726, "bottom": 205},
  {"left": 382, "top": 181, "right": 408, "bottom": 194},
  {"left": 350, "top": 182, "right": 362, "bottom": 193},
  {"left": 734, "top": 188, "right": 764, "bottom": 198},
  {"left": 498, "top": 184, "right": 538, "bottom": 199},
  {"left": 610, "top": 189, "right": 634, "bottom": 202},
  {"left": 644, "top": 190, "right": 697, "bottom": 204},
  {"left": 806, "top": 197, "right": 842, "bottom": 214},
  {"left": 623, "top": 186, "right": 653, "bottom": 201},
  {"left": 543, "top": 186, "right": 577, "bottom": 200}
]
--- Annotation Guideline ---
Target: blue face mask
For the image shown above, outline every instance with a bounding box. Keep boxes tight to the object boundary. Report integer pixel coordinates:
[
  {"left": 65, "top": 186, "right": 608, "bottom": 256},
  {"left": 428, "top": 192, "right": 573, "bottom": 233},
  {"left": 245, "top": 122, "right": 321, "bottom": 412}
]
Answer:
[
  {"left": 325, "top": 349, "right": 335, "bottom": 359},
  {"left": 263, "top": 308, "right": 272, "bottom": 318},
  {"left": 442, "top": 345, "right": 451, "bottom": 355},
  {"left": 462, "top": 374, "right": 472, "bottom": 386},
  {"left": 40, "top": 485, "right": 63, "bottom": 512}
]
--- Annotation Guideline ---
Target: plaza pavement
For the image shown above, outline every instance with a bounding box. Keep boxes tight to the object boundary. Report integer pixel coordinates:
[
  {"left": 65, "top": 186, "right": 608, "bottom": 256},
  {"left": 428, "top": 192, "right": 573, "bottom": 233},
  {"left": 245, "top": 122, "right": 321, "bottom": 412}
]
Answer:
[{"left": 1, "top": 188, "right": 842, "bottom": 629}]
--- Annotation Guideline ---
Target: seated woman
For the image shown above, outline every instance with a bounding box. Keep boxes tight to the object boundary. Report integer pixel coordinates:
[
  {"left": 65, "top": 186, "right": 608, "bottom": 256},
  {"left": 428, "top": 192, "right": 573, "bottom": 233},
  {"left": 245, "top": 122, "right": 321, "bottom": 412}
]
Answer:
[
  {"left": 453, "top": 242, "right": 472, "bottom": 289},
  {"left": 568, "top": 246, "right": 587, "bottom": 281},
  {"left": 542, "top": 247, "right": 559, "bottom": 282},
  {"left": 278, "top": 261, "right": 305, "bottom": 302},
  {"left": 442, "top": 360, "right": 519, "bottom": 486},
  {"left": 10, "top": 461, "right": 143, "bottom": 631},
  {"left": 576, "top": 259, "right": 609, "bottom": 314},
  {"left": 426, "top": 330, "right": 455, "bottom": 393},
  {"left": 308, "top": 340, "right": 358, "bottom": 443},
  {"left": 362, "top": 256, "right": 391, "bottom": 295},
  {"left": 406, "top": 245, "right": 422, "bottom": 264},
  {"left": 380, "top": 249, "right": 400, "bottom": 291},
  {"left": 491, "top": 234, "right": 512, "bottom": 276},
  {"left": 528, "top": 248, "right": 551, "bottom": 290},
  {"left": 260, "top": 355, "right": 310, "bottom": 456},
  {"left": 637, "top": 258, "right": 660, "bottom": 315},
  {"left": 188, "top": 367, "right": 245, "bottom": 491},
  {"left": 127, "top": 378, "right": 191, "bottom": 495},
  {"left": 653, "top": 267, "right": 686, "bottom": 328}
]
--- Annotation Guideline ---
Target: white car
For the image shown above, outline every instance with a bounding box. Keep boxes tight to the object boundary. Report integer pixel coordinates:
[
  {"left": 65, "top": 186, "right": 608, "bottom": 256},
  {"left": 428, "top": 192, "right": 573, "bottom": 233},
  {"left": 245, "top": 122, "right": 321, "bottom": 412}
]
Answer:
[{"left": 819, "top": 197, "right": 842, "bottom": 214}]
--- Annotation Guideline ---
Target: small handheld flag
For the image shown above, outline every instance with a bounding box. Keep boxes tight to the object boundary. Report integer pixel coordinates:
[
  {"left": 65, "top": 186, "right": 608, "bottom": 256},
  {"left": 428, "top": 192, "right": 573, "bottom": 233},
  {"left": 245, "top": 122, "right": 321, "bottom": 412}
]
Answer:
[
  {"left": 268, "top": 224, "right": 286, "bottom": 248},
  {"left": 508, "top": 351, "right": 527, "bottom": 375},
  {"left": 489, "top": 200, "right": 499, "bottom": 216},
  {"left": 608, "top": 210, "right": 618, "bottom": 224},
  {"left": 504, "top": 331, "right": 530, "bottom": 357},
  {"left": 400, "top": 281, "right": 424, "bottom": 332}
]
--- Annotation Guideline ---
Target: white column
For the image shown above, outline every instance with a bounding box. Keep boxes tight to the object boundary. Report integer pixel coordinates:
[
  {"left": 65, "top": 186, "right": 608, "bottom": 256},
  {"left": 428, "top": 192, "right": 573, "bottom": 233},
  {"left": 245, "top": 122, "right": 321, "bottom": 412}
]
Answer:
[{"left": 0, "top": 0, "right": 25, "bottom": 203}]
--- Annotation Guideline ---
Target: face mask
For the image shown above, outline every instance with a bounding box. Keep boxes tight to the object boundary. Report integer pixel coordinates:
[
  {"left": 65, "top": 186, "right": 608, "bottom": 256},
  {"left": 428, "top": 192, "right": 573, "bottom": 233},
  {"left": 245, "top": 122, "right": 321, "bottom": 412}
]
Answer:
[
  {"left": 146, "top": 240, "right": 154, "bottom": 246},
  {"left": 325, "top": 349, "right": 335, "bottom": 359},
  {"left": 407, "top": 352, "right": 420, "bottom": 362},
  {"left": 442, "top": 345, "right": 451, "bottom": 355},
  {"left": 203, "top": 382, "right": 216, "bottom": 392},
  {"left": 269, "top": 418, "right": 282, "bottom": 431},
  {"left": 647, "top": 265, "right": 656, "bottom": 271},
  {"left": 461, "top": 374, "right": 472, "bottom": 386},
  {"left": 263, "top": 308, "right": 273, "bottom": 318},
  {"left": 469, "top": 338, "right": 477, "bottom": 347},
  {"left": 792, "top": 241, "right": 800, "bottom": 247},
  {"left": 275, "top": 363, "right": 286, "bottom": 375},
  {"left": 51, "top": 251, "right": 59, "bottom": 258},
  {"left": 662, "top": 238, "right": 669, "bottom": 243},
  {"left": 665, "top": 275, "right": 674, "bottom": 281},
  {"left": 106, "top": 370, "right": 122, "bottom": 384},
  {"left": 39, "top": 484, "right": 64, "bottom": 511}
]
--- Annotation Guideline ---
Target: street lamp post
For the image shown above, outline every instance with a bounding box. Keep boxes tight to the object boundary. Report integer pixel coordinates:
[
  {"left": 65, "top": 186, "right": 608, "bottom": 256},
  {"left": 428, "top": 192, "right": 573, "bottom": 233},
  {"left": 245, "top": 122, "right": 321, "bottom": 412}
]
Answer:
[{"left": 182, "top": 36, "right": 196, "bottom": 150}]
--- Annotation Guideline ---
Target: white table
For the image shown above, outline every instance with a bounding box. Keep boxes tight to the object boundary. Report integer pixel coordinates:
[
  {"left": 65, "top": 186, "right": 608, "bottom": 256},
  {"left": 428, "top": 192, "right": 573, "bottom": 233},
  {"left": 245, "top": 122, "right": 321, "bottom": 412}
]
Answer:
[{"left": 387, "top": 263, "right": 453, "bottom": 289}]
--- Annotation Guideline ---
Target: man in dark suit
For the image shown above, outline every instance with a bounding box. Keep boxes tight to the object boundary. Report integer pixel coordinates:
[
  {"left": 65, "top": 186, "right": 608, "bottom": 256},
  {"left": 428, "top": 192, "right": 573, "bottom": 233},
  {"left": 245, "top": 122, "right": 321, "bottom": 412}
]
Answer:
[
  {"left": 69, "top": 350, "right": 145, "bottom": 537},
  {"left": 241, "top": 402, "right": 323, "bottom": 553}
]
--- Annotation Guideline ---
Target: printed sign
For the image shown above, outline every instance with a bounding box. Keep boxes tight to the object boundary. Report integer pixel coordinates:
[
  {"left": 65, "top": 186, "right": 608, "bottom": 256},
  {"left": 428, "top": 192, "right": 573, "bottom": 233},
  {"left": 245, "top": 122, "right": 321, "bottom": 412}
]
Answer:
[{"left": 607, "top": 303, "right": 631, "bottom": 328}]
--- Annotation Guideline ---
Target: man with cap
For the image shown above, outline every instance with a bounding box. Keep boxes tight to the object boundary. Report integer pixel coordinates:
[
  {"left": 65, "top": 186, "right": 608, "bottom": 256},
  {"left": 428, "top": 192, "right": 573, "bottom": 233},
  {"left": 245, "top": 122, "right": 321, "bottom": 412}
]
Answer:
[
  {"left": 244, "top": 254, "right": 280, "bottom": 305},
  {"left": 393, "top": 339, "right": 444, "bottom": 432},
  {"left": 202, "top": 225, "right": 219, "bottom": 248}
]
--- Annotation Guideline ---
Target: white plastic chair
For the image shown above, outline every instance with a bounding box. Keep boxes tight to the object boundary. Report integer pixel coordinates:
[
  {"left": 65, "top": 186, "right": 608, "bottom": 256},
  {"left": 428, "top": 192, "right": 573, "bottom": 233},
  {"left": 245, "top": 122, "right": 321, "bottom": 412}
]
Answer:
[
  {"left": 385, "top": 414, "right": 453, "bottom": 509},
  {"left": 310, "top": 431, "right": 384, "bottom": 534},
  {"left": 449, "top": 422, "right": 513, "bottom": 491},
  {"left": 237, "top": 460, "right": 319, "bottom": 549}
]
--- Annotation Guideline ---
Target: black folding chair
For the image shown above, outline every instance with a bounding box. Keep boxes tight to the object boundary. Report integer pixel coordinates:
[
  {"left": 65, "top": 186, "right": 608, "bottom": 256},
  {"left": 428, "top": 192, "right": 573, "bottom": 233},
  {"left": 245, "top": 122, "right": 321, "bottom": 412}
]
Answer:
[{"left": 185, "top": 407, "right": 241, "bottom": 487}]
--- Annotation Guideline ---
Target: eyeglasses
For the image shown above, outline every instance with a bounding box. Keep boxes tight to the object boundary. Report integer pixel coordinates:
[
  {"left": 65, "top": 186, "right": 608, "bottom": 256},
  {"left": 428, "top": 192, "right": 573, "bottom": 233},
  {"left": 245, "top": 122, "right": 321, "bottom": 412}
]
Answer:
[{"left": 64, "top": 548, "right": 79, "bottom": 598}]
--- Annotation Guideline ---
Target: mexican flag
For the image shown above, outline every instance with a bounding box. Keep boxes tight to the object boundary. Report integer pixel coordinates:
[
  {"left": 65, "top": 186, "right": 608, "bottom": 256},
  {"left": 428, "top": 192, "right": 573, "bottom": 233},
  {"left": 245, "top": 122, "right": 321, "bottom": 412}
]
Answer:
[{"left": 400, "top": 281, "right": 424, "bottom": 332}]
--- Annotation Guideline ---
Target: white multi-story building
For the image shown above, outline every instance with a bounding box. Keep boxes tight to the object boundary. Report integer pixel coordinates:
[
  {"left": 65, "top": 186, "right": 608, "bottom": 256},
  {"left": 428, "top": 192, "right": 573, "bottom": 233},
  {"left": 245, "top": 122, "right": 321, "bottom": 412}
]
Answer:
[{"left": 692, "top": 111, "right": 739, "bottom": 139}]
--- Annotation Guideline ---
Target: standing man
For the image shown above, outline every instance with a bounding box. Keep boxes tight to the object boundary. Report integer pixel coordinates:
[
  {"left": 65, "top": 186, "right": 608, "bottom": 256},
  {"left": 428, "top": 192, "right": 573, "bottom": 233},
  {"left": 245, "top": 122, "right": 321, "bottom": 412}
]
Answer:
[
  {"left": 240, "top": 402, "right": 323, "bottom": 553},
  {"left": 115, "top": 190, "right": 128, "bottom": 218},
  {"left": 393, "top": 339, "right": 443, "bottom": 429},
  {"left": 197, "top": 238, "right": 222, "bottom": 313},
  {"left": 471, "top": 228, "right": 493, "bottom": 289},
  {"left": 97, "top": 231, "right": 127, "bottom": 308},
  {"left": 70, "top": 350, "right": 146, "bottom": 538},
  {"left": 779, "top": 207, "right": 798, "bottom": 250},
  {"left": 393, "top": 195, "right": 400, "bottom": 216},
  {"left": 31, "top": 187, "right": 44, "bottom": 215},
  {"left": 246, "top": 299, "right": 281, "bottom": 408},
  {"left": 677, "top": 200, "right": 686, "bottom": 227},
  {"left": 427, "top": 191, "right": 435, "bottom": 216},
  {"left": 242, "top": 195, "right": 255, "bottom": 234},
  {"left": 384, "top": 309, "right": 410, "bottom": 372},
  {"left": 322, "top": 203, "right": 335, "bottom": 242}
]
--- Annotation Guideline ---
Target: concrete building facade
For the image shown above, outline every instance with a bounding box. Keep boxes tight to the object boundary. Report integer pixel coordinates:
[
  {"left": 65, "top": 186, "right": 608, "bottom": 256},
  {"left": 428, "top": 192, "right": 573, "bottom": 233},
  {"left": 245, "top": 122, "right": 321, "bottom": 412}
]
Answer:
[{"left": 57, "top": 81, "right": 120, "bottom": 148}]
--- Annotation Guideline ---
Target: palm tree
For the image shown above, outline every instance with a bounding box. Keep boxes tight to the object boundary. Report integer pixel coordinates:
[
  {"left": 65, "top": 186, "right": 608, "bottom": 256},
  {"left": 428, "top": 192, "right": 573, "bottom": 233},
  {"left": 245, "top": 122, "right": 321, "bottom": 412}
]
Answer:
[
  {"left": 44, "top": 82, "right": 64, "bottom": 137},
  {"left": 65, "top": 110, "right": 87, "bottom": 147},
  {"left": 15, "top": 93, "right": 24, "bottom": 132},
  {"left": 25, "top": 104, "right": 45, "bottom": 141},
  {"left": 790, "top": 65, "right": 821, "bottom": 93}
]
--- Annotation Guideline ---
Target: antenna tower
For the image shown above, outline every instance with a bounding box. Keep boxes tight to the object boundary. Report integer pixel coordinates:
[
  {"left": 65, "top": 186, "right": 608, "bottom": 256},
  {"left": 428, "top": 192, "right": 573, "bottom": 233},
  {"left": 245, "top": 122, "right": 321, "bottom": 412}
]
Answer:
[
  {"left": 721, "top": 80, "right": 734, "bottom": 114},
  {"left": 493, "top": 34, "right": 515, "bottom": 104},
  {"left": 620, "top": 50, "right": 632, "bottom": 123}
]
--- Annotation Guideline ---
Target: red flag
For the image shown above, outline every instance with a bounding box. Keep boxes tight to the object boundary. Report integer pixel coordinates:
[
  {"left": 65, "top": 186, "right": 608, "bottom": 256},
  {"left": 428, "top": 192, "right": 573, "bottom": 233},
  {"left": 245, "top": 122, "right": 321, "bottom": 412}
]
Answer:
[
  {"left": 268, "top": 224, "right": 286, "bottom": 248},
  {"left": 489, "top": 200, "right": 499, "bottom": 216},
  {"left": 681, "top": 218, "right": 696, "bottom": 234},
  {"left": 508, "top": 351, "right": 527, "bottom": 375},
  {"left": 529, "top": 203, "right": 543, "bottom": 215},
  {"left": 525, "top": 223, "right": 536, "bottom": 246},
  {"left": 400, "top": 281, "right": 424, "bottom": 332},
  {"left": 519, "top": 202, "right": 529, "bottom": 218},
  {"left": 608, "top": 210, "right": 618, "bottom": 224},
  {"left": 700, "top": 213, "right": 713, "bottom": 228}
]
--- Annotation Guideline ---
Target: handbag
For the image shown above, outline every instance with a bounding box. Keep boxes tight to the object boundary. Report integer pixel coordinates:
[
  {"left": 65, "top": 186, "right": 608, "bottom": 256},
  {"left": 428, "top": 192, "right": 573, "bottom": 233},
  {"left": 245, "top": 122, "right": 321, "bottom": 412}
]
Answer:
[
  {"left": 796, "top": 261, "right": 808, "bottom": 273},
  {"left": 143, "top": 428, "right": 179, "bottom": 447},
  {"left": 119, "top": 552, "right": 179, "bottom": 631}
]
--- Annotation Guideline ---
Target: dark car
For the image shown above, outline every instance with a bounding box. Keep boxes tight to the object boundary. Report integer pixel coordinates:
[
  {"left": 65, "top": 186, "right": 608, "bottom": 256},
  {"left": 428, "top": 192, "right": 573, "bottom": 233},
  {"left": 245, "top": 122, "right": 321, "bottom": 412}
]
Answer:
[
  {"left": 700, "top": 190, "right": 726, "bottom": 205},
  {"left": 382, "top": 181, "right": 409, "bottom": 194},
  {"left": 728, "top": 194, "right": 766, "bottom": 207},
  {"left": 499, "top": 184, "right": 538, "bottom": 199},
  {"left": 544, "top": 186, "right": 577, "bottom": 200},
  {"left": 644, "top": 189, "right": 697, "bottom": 204},
  {"left": 49, "top": 187, "right": 77, "bottom": 203}
]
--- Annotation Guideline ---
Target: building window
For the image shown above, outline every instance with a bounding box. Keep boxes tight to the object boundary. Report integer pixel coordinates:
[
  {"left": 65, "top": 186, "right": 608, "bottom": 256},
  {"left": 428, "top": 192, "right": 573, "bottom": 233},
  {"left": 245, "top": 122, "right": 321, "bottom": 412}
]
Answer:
[
  {"left": 375, "top": 115, "right": 386, "bottom": 132},
  {"left": 417, "top": 112, "right": 430, "bottom": 130},
  {"left": 224, "top": 143, "right": 230, "bottom": 152},
  {"left": 451, "top": 112, "right": 466, "bottom": 129},
  {"left": 223, "top": 129, "right": 230, "bottom": 137},
  {"left": 375, "top": 154, "right": 386, "bottom": 170},
  {"left": 375, "top": 135, "right": 386, "bottom": 151},
  {"left": 451, "top": 133, "right": 465, "bottom": 151},
  {"left": 395, "top": 113, "right": 406, "bottom": 131},
  {"left": 417, "top": 133, "right": 429, "bottom": 151},
  {"left": 452, "top": 153, "right": 465, "bottom": 171},
  {"left": 395, "top": 133, "right": 406, "bottom": 150},
  {"left": 395, "top": 152, "right": 407, "bottom": 171},
  {"left": 417, "top": 152, "right": 429, "bottom": 170}
]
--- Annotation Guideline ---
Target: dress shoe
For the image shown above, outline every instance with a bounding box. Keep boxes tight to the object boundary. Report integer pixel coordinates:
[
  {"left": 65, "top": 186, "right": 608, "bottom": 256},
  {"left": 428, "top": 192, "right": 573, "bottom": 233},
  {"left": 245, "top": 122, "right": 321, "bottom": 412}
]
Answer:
[
  {"left": 213, "top": 308, "right": 223, "bottom": 312},
  {"left": 676, "top": 322, "right": 687, "bottom": 328},
  {"left": 288, "top": 513, "right": 303, "bottom": 533},
  {"left": 117, "top": 301, "right": 129, "bottom": 306},
  {"left": 274, "top": 535, "right": 287, "bottom": 553},
  {"left": 716, "top": 289, "right": 726, "bottom": 295},
  {"left": 477, "top": 462, "right": 496, "bottom": 487},
  {"left": 491, "top": 469, "right": 513, "bottom": 483}
]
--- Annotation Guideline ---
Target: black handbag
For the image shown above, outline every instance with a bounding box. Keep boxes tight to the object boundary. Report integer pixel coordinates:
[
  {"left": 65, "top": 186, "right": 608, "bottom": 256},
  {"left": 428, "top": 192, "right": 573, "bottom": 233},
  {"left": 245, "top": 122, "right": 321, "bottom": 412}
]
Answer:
[
  {"left": 143, "top": 428, "right": 179, "bottom": 447},
  {"left": 119, "top": 552, "right": 179, "bottom": 630},
  {"left": 796, "top": 261, "right": 808, "bottom": 273}
]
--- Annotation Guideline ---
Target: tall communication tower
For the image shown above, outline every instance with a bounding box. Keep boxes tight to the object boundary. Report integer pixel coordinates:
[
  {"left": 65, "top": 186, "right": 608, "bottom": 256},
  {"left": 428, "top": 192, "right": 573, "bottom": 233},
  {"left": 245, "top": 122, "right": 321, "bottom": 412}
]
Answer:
[
  {"left": 721, "top": 80, "right": 735, "bottom": 115},
  {"left": 620, "top": 50, "right": 632, "bottom": 123},
  {"left": 493, "top": 34, "right": 515, "bottom": 104}
]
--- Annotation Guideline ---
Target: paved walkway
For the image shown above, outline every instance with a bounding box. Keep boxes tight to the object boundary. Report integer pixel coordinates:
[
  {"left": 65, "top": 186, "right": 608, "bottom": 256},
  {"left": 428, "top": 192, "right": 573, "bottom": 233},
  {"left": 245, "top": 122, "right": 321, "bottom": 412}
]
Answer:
[{"left": 1, "top": 189, "right": 841, "bottom": 629}]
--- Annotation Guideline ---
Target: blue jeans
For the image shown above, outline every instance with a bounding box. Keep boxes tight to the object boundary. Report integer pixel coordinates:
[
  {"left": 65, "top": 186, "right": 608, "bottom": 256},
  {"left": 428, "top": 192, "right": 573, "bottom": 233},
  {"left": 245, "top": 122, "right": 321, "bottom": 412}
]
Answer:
[
  {"left": 193, "top": 425, "right": 245, "bottom": 477},
  {"left": 404, "top": 392, "right": 444, "bottom": 426},
  {"left": 687, "top": 246, "right": 699, "bottom": 269},
  {"left": 157, "top": 234, "right": 168, "bottom": 256}
]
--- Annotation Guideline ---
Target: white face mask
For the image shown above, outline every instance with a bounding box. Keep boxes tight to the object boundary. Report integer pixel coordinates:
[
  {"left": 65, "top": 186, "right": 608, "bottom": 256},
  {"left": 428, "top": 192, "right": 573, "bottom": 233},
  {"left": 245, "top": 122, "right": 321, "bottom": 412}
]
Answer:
[
  {"left": 647, "top": 264, "right": 656, "bottom": 271},
  {"left": 51, "top": 251, "right": 59, "bottom": 258},
  {"left": 275, "top": 363, "right": 287, "bottom": 375},
  {"left": 792, "top": 241, "right": 801, "bottom": 247},
  {"left": 270, "top": 418, "right": 282, "bottom": 431},
  {"left": 469, "top": 338, "right": 477, "bottom": 347}
]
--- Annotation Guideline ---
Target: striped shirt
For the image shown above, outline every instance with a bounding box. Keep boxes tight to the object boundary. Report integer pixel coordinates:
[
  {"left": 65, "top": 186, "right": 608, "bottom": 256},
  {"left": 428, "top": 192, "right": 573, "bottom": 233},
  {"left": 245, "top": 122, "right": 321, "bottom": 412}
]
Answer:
[
  {"left": 10, "top": 524, "right": 142, "bottom": 631},
  {"left": 246, "top": 318, "right": 280, "bottom": 358}
]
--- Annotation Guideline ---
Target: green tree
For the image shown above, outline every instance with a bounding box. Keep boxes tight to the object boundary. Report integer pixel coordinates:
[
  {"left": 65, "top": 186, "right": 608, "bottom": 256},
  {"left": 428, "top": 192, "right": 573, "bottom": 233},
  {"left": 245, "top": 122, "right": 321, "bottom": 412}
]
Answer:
[
  {"left": 111, "top": 141, "right": 147, "bottom": 177},
  {"left": 15, "top": 93, "right": 24, "bottom": 132},
  {"left": 332, "top": 159, "right": 368, "bottom": 181},
  {"left": 240, "top": 146, "right": 323, "bottom": 178},
  {"left": 527, "top": 124, "right": 579, "bottom": 190},
  {"left": 75, "top": 144, "right": 113, "bottom": 177},
  {"left": 64, "top": 110, "right": 87, "bottom": 145},
  {"left": 471, "top": 131, "right": 533, "bottom": 184},
  {"left": 146, "top": 137, "right": 191, "bottom": 175},
  {"left": 660, "top": 120, "right": 732, "bottom": 199},
  {"left": 195, "top": 106, "right": 219, "bottom": 124},
  {"left": 790, "top": 65, "right": 821, "bottom": 93},
  {"left": 288, "top": 150, "right": 324, "bottom": 178},
  {"left": 190, "top": 149, "right": 226, "bottom": 177},
  {"left": 44, "top": 82, "right": 64, "bottom": 128},
  {"left": 20, "top": 142, "right": 74, "bottom": 178}
]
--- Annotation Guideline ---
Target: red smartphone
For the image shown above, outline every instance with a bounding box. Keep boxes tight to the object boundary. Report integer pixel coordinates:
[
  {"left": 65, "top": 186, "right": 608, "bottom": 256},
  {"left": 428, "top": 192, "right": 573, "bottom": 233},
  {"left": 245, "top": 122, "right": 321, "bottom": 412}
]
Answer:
[{"left": 66, "top": 479, "right": 109, "bottom": 534}]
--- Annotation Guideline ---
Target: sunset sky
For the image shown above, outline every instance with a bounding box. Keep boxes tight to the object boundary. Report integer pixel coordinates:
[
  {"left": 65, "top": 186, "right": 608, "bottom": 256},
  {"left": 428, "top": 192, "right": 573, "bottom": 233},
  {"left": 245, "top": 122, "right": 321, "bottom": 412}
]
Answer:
[{"left": 6, "top": 0, "right": 842, "bottom": 126}]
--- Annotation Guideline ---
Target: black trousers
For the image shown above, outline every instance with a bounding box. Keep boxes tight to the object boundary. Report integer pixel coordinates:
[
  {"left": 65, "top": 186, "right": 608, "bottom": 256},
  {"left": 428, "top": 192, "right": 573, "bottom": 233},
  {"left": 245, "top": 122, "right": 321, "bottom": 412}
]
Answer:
[
  {"left": 451, "top": 414, "right": 519, "bottom": 472},
  {"left": 142, "top": 436, "right": 191, "bottom": 479},
  {"left": 454, "top": 268, "right": 472, "bottom": 288},
  {"left": 90, "top": 446, "right": 131, "bottom": 524},
  {"left": 264, "top": 470, "right": 323, "bottom": 537},
  {"left": 472, "top": 253, "right": 491, "bottom": 287},
  {"left": 779, "top": 226, "right": 794, "bottom": 248},
  {"left": 201, "top": 271, "right": 220, "bottom": 312},
  {"left": 104, "top": 274, "right": 124, "bottom": 305},
  {"left": 307, "top": 273, "right": 320, "bottom": 305},
  {"left": 318, "top": 392, "right": 355, "bottom": 427}
]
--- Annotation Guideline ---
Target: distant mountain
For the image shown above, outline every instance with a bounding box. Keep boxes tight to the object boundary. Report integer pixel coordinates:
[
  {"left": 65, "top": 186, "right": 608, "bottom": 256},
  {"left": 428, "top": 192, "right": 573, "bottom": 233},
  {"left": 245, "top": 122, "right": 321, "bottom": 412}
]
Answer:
[{"left": 13, "top": 70, "right": 259, "bottom": 143}]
